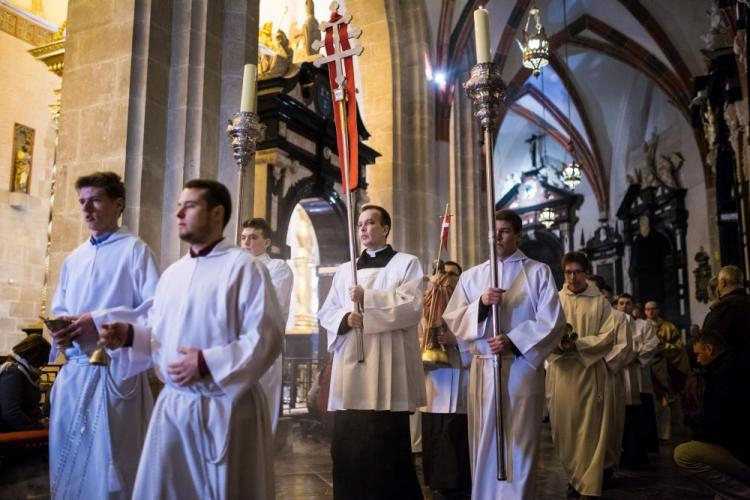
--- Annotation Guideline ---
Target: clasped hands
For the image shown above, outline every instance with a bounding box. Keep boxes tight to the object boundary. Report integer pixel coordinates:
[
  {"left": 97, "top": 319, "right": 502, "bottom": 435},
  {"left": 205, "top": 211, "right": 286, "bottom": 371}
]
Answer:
[{"left": 97, "top": 322, "right": 203, "bottom": 387}]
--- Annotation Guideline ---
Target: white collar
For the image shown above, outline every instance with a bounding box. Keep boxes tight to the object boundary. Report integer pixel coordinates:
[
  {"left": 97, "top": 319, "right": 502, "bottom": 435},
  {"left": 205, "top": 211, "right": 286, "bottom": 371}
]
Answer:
[{"left": 365, "top": 246, "right": 388, "bottom": 257}]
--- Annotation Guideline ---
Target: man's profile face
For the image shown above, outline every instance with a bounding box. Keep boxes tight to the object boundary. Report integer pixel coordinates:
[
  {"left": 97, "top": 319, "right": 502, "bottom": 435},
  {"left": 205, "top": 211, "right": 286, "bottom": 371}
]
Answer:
[
  {"left": 564, "top": 263, "right": 587, "bottom": 293},
  {"left": 358, "top": 208, "right": 389, "bottom": 250},
  {"left": 495, "top": 219, "right": 521, "bottom": 259},
  {"left": 444, "top": 263, "right": 461, "bottom": 288},
  {"left": 616, "top": 297, "right": 633, "bottom": 314},
  {"left": 693, "top": 342, "right": 717, "bottom": 366},
  {"left": 176, "top": 188, "right": 219, "bottom": 244},
  {"left": 78, "top": 186, "right": 123, "bottom": 235},
  {"left": 241, "top": 227, "right": 270, "bottom": 257},
  {"left": 644, "top": 301, "right": 659, "bottom": 321}
]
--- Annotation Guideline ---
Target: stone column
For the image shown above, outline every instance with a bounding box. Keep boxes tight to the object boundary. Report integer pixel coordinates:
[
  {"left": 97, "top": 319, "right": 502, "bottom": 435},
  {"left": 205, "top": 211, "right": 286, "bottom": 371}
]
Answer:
[
  {"left": 51, "top": 0, "right": 140, "bottom": 288},
  {"left": 50, "top": 0, "right": 260, "bottom": 294}
]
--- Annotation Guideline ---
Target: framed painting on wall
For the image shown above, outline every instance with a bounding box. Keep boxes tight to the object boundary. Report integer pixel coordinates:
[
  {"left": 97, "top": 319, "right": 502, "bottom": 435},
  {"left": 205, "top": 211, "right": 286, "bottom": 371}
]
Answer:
[{"left": 10, "top": 123, "right": 35, "bottom": 194}]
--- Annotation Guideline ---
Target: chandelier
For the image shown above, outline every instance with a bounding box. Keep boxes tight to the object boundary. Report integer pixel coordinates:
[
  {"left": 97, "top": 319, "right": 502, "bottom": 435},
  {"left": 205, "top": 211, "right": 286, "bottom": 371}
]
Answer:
[
  {"left": 560, "top": 0, "right": 582, "bottom": 191},
  {"left": 539, "top": 207, "right": 555, "bottom": 228},
  {"left": 520, "top": 7, "right": 549, "bottom": 77},
  {"left": 562, "top": 142, "right": 582, "bottom": 189}
]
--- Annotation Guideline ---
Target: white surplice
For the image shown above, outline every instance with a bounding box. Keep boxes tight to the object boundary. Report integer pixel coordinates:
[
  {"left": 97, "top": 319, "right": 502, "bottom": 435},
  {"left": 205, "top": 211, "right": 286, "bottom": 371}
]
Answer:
[
  {"left": 420, "top": 324, "right": 472, "bottom": 414},
  {"left": 630, "top": 318, "right": 660, "bottom": 395},
  {"left": 603, "top": 309, "right": 636, "bottom": 469},
  {"left": 443, "top": 251, "right": 565, "bottom": 500},
  {"left": 120, "top": 241, "right": 283, "bottom": 500},
  {"left": 548, "top": 284, "right": 616, "bottom": 497},
  {"left": 255, "top": 253, "right": 293, "bottom": 433},
  {"left": 49, "top": 227, "right": 159, "bottom": 500},
  {"left": 319, "top": 252, "right": 426, "bottom": 411}
]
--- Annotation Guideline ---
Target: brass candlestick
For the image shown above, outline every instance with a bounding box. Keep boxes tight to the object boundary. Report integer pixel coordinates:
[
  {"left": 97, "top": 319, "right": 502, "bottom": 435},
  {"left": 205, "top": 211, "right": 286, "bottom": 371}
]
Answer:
[
  {"left": 226, "top": 111, "right": 266, "bottom": 243},
  {"left": 464, "top": 61, "right": 508, "bottom": 481}
]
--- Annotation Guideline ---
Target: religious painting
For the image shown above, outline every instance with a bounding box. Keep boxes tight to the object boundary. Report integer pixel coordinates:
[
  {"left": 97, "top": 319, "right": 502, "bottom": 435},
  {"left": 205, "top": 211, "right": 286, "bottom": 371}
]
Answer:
[{"left": 10, "top": 123, "right": 35, "bottom": 194}]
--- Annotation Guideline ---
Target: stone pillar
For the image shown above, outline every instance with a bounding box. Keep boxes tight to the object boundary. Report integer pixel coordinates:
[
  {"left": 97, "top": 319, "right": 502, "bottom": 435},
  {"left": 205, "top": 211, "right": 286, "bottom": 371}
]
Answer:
[
  {"left": 449, "top": 52, "right": 483, "bottom": 268},
  {"left": 347, "top": 0, "right": 438, "bottom": 262},
  {"left": 51, "top": 0, "right": 260, "bottom": 293},
  {"left": 51, "top": 0, "right": 140, "bottom": 288}
]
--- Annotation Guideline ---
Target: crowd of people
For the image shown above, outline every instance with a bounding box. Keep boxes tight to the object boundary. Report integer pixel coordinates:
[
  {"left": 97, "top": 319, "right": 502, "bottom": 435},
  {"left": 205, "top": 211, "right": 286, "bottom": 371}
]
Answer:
[{"left": 1, "top": 169, "right": 749, "bottom": 500}]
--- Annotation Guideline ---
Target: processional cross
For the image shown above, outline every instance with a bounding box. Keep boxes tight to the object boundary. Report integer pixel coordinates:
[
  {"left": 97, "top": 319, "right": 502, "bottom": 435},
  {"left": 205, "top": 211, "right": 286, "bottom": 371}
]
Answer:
[{"left": 313, "top": 1, "right": 366, "bottom": 362}]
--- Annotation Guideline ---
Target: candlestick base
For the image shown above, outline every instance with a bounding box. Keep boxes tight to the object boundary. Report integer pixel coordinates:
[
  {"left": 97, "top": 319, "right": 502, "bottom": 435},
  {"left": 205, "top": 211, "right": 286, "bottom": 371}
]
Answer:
[
  {"left": 463, "top": 63, "right": 506, "bottom": 130},
  {"left": 226, "top": 111, "right": 266, "bottom": 172}
]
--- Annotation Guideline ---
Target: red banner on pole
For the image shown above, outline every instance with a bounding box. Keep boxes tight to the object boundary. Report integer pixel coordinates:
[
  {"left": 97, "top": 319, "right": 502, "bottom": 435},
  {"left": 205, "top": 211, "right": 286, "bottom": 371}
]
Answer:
[{"left": 321, "top": 11, "right": 360, "bottom": 191}]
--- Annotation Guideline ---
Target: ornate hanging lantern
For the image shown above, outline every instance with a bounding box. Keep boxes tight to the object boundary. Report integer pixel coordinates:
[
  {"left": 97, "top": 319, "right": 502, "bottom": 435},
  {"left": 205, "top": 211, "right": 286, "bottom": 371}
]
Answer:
[
  {"left": 539, "top": 206, "right": 556, "bottom": 228},
  {"left": 561, "top": 158, "right": 582, "bottom": 190},
  {"left": 520, "top": 7, "right": 549, "bottom": 77}
]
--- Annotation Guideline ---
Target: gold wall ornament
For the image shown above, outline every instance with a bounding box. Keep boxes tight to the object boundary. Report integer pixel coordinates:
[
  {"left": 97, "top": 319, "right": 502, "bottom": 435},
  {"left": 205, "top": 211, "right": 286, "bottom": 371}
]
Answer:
[
  {"left": 10, "top": 123, "right": 35, "bottom": 194},
  {"left": 27, "top": 20, "right": 65, "bottom": 77}
]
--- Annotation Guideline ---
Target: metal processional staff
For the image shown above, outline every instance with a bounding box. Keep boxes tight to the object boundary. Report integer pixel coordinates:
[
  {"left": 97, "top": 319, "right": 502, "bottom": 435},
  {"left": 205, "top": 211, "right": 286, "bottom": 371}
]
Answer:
[
  {"left": 313, "top": 1, "right": 366, "bottom": 363},
  {"left": 464, "top": 6, "right": 508, "bottom": 481}
]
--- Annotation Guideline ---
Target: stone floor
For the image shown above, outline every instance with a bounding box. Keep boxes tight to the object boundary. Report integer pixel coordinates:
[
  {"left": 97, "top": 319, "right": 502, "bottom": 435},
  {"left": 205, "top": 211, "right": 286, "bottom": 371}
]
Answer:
[{"left": 0, "top": 414, "right": 713, "bottom": 499}]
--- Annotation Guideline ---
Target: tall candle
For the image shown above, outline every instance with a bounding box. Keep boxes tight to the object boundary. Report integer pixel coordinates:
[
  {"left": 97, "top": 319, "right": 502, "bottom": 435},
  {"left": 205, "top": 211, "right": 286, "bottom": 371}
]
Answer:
[
  {"left": 473, "top": 7, "right": 491, "bottom": 64},
  {"left": 240, "top": 63, "right": 257, "bottom": 113}
]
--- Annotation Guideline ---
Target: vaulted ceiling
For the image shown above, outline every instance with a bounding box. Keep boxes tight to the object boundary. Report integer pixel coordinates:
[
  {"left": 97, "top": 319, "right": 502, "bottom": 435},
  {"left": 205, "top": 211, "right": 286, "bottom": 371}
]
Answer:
[{"left": 425, "top": 0, "right": 713, "bottom": 213}]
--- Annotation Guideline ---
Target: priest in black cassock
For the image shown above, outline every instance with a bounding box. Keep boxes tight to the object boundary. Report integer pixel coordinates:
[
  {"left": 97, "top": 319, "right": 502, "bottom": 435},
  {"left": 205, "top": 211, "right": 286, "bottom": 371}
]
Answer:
[{"left": 319, "top": 205, "right": 426, "bottom": 499}]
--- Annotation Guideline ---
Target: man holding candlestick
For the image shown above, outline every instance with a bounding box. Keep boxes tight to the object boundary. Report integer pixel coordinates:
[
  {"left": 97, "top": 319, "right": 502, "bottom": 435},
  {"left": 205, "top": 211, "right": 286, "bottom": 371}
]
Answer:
[{"left": 443, "top": 209, "right": 565, "bottom": 499}]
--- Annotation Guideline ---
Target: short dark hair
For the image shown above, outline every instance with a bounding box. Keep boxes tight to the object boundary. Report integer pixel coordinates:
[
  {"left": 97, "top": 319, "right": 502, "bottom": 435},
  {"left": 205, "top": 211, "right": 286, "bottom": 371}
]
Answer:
[
  {"left": 444, "top": 260, "right": 463, "bottom": 275},
  {"left": 562, "top": 251, "right": 590, "bottom": 272},
  {"left": 241, "top": 217, "right": 272, "bottom": 239},
  {"left": 184, "top": 179, "right": 232, "bottom": 228},
  {"left": 495, "top": 209, "right": 523, "bottom": 234},
  {"left": 588, "top": 274, "right": 608, "bottom": 291},
  {"left": 618, "top": 293, "right": 633, "bottom": 301},
  {"left": 13, "top": 334, "right": 51, "bottom": 368},
  {"left": 695, "top": 331, "right": 728, "bottom": 352},
  {"left": 75, "top": 171, "right": 126, "bottom": 203},
  {"left": 361, "top": 204, "right": 391, "bottom": 237}
]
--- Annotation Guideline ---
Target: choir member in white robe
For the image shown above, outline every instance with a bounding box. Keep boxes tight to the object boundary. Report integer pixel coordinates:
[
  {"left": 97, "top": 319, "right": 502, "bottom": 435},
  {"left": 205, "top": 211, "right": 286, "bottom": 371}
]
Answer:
[
  {"left": 616, "top": 293, "right": 661, "bottom": 467},
  {"left": 548, "top": 252, "right": 616, "bottom": 498},
  {"left": 48, "top": 172, "right": 158, "bottom": 500},
  {"left": 318, "top": 205, "right": 426, "bottom": 499},
  {"left": 100, "top": 180, "right": 283, "bottom": 499},
  {"left": 420, "top": 261, "right": 472, "bottom": 498},
  {"left": 443, "top": 210, "right": 565, "bottom": 500},
  {"left": 241, "top": 217, "right": 294, "bottom": 433}
]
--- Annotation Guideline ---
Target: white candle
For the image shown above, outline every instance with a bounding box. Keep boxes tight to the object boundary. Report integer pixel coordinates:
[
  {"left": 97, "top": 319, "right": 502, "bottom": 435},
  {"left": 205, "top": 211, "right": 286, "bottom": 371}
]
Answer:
[
  {"left": 474, "top": 7, "right": 491, "bottom": 64},
  {"left": 240, "top": 63, "right": 257, "bottom": 113}
]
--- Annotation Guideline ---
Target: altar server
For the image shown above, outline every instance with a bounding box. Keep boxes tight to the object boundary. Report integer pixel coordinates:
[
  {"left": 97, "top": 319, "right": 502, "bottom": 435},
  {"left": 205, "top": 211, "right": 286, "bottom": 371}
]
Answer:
[
  {"left": 241, "top": 217, "right": 294, "bottom": 433},
  {"left": 48, "top": 171, "right": 159, "bottom": 500},
  {"left": 443, "top": 209, "right": 565, "bottom": 500},
  {"left": 319, "top": 204, "right": 426, "bottom": 499},
  {"left": 548, "top": 252, "right": 616, "bottom": 498},
  {"left": 100, "top": 179, "right": 283, "bottom": 499}
]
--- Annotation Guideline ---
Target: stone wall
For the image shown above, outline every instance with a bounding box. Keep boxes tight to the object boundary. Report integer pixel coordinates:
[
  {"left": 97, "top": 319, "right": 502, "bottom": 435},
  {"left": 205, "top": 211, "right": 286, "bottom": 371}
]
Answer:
[{"left": 0, "top": 26, "right": 60, "bottom": 352}]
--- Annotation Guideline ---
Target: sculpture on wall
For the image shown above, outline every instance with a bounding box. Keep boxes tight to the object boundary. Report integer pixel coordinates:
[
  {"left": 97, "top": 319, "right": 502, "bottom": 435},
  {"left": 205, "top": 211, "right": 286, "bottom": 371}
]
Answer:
[
  {"left": 259, "top": 23, "right": 295, "bottom": 80},
  {"left": 702, "top": 0, "right": 734, "bottom": 52},
  {"left": 693, "top": 247, "right": 712, "bottom": 304},
  {"left": 10, "top": 123, "right": 34, "bottom": 194},
  {"left": 293, "top": 0, "right": 321, "bottom": 62},
  {"left": 627, "top": 133, "right": 684, "bottom": 189}
]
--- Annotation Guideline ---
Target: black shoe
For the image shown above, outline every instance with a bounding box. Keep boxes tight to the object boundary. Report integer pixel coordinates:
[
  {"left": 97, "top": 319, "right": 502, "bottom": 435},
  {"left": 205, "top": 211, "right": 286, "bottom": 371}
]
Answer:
[{"left": 566, "top": 483, "right": 581, "bottom": 498}]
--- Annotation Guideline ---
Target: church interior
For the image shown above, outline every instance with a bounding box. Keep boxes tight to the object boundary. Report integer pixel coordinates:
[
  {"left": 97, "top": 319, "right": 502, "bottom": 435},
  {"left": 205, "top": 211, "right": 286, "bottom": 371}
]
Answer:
[{"left": 1, "top": 0, "right": 748, "bottom": 498}]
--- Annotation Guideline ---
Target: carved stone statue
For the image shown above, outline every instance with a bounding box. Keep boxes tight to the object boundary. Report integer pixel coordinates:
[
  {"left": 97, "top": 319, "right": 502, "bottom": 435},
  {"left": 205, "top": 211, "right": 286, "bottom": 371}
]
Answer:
[
  {"left": 656, "top": 152, "right": 684, "bottom": 189},
  {"left": 294, "top": 0, "right": 321, "bottom": 62},
  {"left": 259, "top": 24, "right": 294, "bottom": 80},
  {"left": 693, "top": 247, "right": 712, "bottom": 304},
  {"left": 702, "top": 1, "right": 734, "bottom": 52}
]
